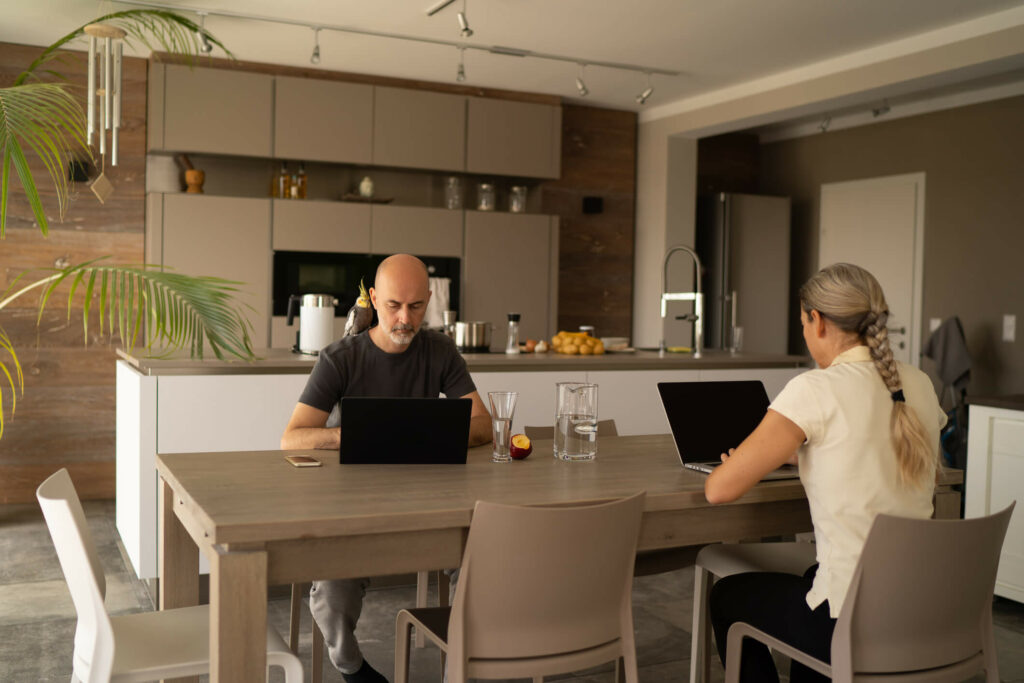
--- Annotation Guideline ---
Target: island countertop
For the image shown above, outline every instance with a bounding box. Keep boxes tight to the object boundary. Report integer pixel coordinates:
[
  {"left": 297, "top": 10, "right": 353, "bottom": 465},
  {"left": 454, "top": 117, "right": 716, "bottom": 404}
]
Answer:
[{"left": 117, "top": 347, "right": 810, "bottom": 376}]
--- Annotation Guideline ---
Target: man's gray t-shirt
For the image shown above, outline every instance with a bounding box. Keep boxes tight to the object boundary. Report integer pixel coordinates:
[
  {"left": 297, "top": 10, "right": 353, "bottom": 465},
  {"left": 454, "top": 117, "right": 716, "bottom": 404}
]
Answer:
[{"left": 298, "top": 329, "right": 477, "bottom": 416}]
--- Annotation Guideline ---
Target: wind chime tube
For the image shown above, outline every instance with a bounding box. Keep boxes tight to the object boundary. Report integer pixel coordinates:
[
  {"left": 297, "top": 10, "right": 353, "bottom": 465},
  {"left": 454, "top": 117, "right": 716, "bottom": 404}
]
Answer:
[
  {"left": 87, "top": 35, "right": 96, "bottom": 144},
  {"left": 112, "top": 41, "right": 122, "bottom": 165},
  {"left": 104, "top": 37, "right": 112, "bottom": 131}
]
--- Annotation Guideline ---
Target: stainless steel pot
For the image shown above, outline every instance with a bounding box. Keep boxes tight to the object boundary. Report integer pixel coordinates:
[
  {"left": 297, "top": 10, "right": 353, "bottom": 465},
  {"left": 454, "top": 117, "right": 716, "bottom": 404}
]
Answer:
[{"left": 454, "top": 321, "right": 492, "bottom": 352}]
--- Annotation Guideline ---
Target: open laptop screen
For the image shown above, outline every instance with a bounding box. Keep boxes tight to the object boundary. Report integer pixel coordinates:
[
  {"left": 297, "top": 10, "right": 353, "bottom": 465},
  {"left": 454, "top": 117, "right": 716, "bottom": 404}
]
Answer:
[
  {"left": 339, "top": 397, "right": 472, "bottom": 464},
  {"left": 657, "top": 381, "right": 770, "bottom": 466}
]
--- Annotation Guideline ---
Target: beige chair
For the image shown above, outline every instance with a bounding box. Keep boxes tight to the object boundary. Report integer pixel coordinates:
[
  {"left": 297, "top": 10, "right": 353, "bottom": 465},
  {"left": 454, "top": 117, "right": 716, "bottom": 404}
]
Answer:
[
  {"left": 690, "top": 541, "right": 818, "bottom": 683},
  {"left": 37, "top": 468, "right": 303, "bottom": 683},
  {"left": 394, "top": 492, "right": 646, "bottom": 683},
  {"left": 724, "top": 504, "right": 1015, "bottom": 683}
]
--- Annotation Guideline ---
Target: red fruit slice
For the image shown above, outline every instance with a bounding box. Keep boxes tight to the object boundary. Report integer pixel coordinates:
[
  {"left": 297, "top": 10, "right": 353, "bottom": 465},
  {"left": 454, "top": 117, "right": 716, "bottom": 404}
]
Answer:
[{"left": 509, "top": 434, "right": 533, "bottom": 459}]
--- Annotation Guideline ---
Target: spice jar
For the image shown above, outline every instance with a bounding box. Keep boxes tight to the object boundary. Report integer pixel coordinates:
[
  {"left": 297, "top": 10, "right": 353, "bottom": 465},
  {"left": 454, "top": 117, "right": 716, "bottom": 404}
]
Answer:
[{"left": 477, "top": 183, "right": 495, "bottom": 211}]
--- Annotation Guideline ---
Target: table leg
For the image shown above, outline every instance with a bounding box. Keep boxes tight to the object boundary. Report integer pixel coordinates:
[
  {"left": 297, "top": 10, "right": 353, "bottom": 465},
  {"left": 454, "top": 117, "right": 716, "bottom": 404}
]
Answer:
[
  {"left": 210, "top": 544, "right": 268, "bottom": 683},
  {"left": 159, "top": 477, "right": 199, "bottom": 683}
]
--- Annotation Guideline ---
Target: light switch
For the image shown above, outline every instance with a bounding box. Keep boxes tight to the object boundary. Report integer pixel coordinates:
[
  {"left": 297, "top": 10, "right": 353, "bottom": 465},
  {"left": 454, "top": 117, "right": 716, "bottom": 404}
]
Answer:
[
  {"left": 929, "top": 318, "right": 941, "bottom": 333},
  {"left": 1004, "top": 314, "right": 1016, "bottom": 343}
]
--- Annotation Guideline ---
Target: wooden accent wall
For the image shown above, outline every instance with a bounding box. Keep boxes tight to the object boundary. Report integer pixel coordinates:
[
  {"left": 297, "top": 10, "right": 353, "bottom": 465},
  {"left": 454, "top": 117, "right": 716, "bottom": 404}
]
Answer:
[
  {"left": 0, "top": 42, "right": 147, "bottom": 503},
  {"left": 541, "top": 105, "right": 637, "bottom": 338}
]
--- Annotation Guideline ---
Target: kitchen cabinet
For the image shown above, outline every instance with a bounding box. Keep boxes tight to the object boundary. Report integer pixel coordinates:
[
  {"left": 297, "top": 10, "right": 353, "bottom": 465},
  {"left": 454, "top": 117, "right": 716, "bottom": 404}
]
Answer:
[
  {"left": 149, "top": 194, "right": 272, "bottom": 346},
  {"left": 965, "top": 399, "right": 1024, "bottom": 603},
  {"left": 463, "top": 212, "right": 558, "bottom": 346},
  {"left": 370, "top": 205, "right": 462, "bottom": 257},
  {"left": 373, "top": 87, "right": 466, "bottom": 172},
  {"left": 466, "top": 97, "right": 561, "bottom": 179},
  {"left": 154, "top": 64, "right": 273, "bottom": 157},
  {"left": 272, "top": 199, "right": 371, "bottom": 253},
  {"left": 274, "top": 76, "right": 373, "bottom": 164}
]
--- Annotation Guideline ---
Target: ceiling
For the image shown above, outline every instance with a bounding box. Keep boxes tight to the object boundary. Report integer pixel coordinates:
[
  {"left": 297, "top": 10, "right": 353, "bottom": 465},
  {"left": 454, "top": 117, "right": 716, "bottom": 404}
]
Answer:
[{"left": 3, "top": 0, "right": 1024, "bottom": 127}]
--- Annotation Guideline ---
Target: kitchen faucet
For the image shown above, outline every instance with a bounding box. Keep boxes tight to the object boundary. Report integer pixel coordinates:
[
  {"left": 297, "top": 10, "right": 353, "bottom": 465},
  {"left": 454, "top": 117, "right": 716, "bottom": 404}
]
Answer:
[{"left": 660, "top": 245, "right": 703, "bottom": 358}]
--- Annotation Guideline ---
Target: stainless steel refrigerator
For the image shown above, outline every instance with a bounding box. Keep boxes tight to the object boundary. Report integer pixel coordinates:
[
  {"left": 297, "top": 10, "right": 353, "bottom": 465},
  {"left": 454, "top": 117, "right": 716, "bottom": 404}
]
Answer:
[{"left": 695, "top": 193, "right": 791, "bottom": 354}]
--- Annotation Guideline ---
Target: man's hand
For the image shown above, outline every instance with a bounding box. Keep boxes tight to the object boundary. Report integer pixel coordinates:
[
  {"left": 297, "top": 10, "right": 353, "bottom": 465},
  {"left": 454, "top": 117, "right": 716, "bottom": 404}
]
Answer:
[
  {"left": 463, "top": 390, "right": 492, "bottom": 447},
  {"left": 281, "top": 403, "right": 340, "bottom": 450}
]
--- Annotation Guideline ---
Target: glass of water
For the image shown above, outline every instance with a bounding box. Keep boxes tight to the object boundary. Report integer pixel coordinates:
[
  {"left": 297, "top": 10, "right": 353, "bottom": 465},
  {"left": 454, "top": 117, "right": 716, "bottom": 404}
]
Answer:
[
  {"left": 554, "top": 382, "right": 598, "bottom": 461},
  {"left": 488, "top": 391, "right": 518, "bottom": 463}
]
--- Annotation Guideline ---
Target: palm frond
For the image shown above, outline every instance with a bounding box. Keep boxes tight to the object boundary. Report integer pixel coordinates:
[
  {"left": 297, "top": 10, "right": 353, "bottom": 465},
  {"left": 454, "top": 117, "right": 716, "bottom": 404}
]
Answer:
[
  {"left": 0, "top": 259, "right": 257, "bottom": 436},
  {"left": 0, "top": 325, "right": 25, "bottom": 441},
  {"left": 1, "top": 9, "right": 232, "bottom": 235},
  {"left": 15, "top": 9, "right": 233, "bottom": 87}
]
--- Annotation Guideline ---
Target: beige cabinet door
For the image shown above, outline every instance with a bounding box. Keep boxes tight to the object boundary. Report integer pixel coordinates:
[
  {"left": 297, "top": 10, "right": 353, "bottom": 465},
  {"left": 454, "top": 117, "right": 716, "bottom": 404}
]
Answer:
[
  {"left": 466, "top": 98, "right": 561, "bottom": 179},
  {"left": 160, "top": 65, "right": 273, "bottom": 157},
  {"left": 274, "top": 76, "right": 373, "bottom": 164},
  {"left": 161, "top": 194, "right": 272, "bottom": 345},
  {"left": 371, "top": 205, "right": 462, "bottom": 257},
  {"left": 372, "top": 87, "right": 466, "bottom": 172},
  {"left": 464, "top": 212, "right": 557, "bottom": 347},
  {"left": 273, "top": 200, "right": 371, "bottom": 253}
]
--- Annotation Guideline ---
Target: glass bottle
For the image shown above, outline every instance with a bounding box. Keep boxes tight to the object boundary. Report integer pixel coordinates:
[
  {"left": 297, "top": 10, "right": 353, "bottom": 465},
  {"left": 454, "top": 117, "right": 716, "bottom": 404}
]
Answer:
[
  {"left": 477, "top": 182, "right": 495, "bottom": 211},
  {"left": 444, "top": 176, "right": 462, "bottom": 209},
  {"left": 509, "top": 185, "right": 527, "bottom": 213},
  {"left": 292, "top": 162, "right": 307, "bottom": 199},
  {"left": 505, "top": 312, "right": 521, "bottom": 354},
  {"left": 274, "top": 162, "right": 291, "bottom": 199}
]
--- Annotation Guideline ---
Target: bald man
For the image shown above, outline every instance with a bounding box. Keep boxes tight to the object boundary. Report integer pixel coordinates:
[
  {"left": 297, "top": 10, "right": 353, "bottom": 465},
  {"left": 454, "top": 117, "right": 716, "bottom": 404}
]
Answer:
[{"left": 282, "top": 254, "right": 491, "bottom": 683}]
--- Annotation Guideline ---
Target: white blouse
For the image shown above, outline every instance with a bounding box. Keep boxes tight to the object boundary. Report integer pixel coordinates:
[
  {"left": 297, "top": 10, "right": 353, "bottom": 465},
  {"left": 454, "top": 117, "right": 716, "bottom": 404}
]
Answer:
[{"left": 769, "top": 345, "right": 947, "bottom": 617}]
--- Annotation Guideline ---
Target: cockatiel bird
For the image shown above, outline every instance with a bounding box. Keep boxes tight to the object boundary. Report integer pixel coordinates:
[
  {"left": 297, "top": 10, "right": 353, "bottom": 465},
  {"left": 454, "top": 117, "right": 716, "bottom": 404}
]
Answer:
[{"left": 343, "top": 279, "right": 373, "bottom": 337}]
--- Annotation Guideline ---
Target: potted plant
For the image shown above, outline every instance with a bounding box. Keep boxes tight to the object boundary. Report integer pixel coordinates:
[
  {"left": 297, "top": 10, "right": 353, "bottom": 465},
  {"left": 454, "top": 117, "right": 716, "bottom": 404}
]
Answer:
[{"left": 0, "top": 10, "right": 252, "bottom": 439}]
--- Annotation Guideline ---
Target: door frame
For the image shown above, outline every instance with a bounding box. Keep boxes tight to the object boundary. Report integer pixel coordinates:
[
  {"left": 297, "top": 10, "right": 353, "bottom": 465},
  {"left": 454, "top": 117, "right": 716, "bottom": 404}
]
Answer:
[{"left": 819, "top": 172, "right": 926, "bottom": 367}]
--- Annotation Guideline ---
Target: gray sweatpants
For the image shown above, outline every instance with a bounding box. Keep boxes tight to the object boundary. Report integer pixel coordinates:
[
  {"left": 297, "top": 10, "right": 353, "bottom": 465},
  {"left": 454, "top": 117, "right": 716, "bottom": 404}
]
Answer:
[
  {"left": 309, "top": 570, "right": 460, "bottom": 675},
  {"left": 310, "top": 578, "right": 371, "bottom": 674}
]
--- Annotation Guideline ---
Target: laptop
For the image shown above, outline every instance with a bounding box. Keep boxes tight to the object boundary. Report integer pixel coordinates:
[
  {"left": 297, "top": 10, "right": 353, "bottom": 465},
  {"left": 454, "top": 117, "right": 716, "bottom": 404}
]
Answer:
[
  {"left": 657, "top": 381, "right": 799, "bottom": 480},
  {"left": 339, "top": 397, "right": 472, "bottom": 464}
]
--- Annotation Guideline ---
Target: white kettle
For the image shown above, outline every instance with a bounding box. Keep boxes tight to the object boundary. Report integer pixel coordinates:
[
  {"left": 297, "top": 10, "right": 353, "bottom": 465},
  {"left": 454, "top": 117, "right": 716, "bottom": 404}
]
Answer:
[{"left": 287, "top": 293, "right": 338, "bottom": 354}]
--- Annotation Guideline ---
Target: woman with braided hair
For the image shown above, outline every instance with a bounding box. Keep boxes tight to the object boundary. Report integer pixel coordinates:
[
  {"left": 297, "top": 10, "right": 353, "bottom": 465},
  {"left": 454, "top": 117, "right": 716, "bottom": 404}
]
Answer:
[{"left": 704, "top": 263, "right": 946, "bottom": 683}]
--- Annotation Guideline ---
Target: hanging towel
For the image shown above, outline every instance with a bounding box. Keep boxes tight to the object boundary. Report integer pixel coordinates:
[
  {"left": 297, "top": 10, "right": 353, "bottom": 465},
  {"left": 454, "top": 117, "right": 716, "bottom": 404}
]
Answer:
[
  {"left": 922, "top": 316, "right": 971, "bottom": 398},
  {"left": 425, "top": 277, "right": 451, "bottom": 329}
]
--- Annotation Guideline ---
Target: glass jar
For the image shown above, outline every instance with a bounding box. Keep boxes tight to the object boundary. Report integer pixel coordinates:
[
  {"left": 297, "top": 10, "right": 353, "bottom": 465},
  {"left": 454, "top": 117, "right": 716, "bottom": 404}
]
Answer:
[
  {"left": 444, "top": 176, "right": 463, "bottom": 209},
  {"left": 509, "top": 185, "right": 527, "bottom": 213},
  {"left": 477, "top": 182, "right": 495, "bottom": 211}
]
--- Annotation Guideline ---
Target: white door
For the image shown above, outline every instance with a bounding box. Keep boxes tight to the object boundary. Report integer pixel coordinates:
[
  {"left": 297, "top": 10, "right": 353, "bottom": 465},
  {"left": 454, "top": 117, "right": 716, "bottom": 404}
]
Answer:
[{"left": 819, "top": 174, "right": 925, "bottom": 366}]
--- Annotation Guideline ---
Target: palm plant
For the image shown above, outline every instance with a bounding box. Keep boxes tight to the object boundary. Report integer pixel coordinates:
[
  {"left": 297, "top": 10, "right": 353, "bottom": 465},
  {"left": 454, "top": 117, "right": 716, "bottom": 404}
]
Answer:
[{"left": 0, "top": 11, "right": 255, "bottom": 439}]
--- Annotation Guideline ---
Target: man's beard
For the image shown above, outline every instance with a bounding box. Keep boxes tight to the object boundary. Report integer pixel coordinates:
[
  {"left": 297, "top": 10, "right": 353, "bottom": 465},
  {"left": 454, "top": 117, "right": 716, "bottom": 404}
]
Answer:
[{"left": 388, "top": 323, "right": 417, "bottom": 346}]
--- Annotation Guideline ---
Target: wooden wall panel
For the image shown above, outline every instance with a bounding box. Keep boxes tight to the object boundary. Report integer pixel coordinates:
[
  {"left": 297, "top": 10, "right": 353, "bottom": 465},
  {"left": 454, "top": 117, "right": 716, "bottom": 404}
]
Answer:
[
  {"left": 0, "top": 41, "right": 146, "bottom": 503},
  {"left": 540, "top": 105, "right": 637, "bottom": 338}
]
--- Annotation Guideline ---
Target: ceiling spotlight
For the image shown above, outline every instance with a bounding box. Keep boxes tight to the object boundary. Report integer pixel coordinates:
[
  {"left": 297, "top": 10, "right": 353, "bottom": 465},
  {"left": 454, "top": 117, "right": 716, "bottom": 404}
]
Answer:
[
  {"left": 575, "top": 63, "right": 589, "bottom": 97},
  {"left": 425, "top": 0, "right": 456, "bottom": 16},
  {"left": 196, "top": 12, "right": 213, "bottom": 54},
  {"left": 872, "top": 100, "right": 891, "bottom": 117},
  {"left": 456, "top": 47, "right": 466, "bottom": 82},
  {"left": 310, "top": 28, "right": 321, "bottom": 65},
  {"left": 457, "top": 0, "right": 473, "bottom": 37},
  {"left": 819, "top": 115, "right": 832, "bottom": 133},
  {"left": 635, "top": 73, "right": 653, "bottom": 105}
]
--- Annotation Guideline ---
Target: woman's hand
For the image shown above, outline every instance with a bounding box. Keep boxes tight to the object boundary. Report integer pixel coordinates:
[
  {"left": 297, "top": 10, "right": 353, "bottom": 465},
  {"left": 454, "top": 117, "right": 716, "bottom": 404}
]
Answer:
[{"left": 705, "top": 410, "right": 805, "bottom": 504}]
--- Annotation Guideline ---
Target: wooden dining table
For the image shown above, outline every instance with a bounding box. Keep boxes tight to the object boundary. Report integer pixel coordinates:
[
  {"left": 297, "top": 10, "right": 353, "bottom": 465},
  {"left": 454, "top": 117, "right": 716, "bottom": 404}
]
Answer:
[{"left": 154, "top": 433, "right": 959, "bottom": 682}]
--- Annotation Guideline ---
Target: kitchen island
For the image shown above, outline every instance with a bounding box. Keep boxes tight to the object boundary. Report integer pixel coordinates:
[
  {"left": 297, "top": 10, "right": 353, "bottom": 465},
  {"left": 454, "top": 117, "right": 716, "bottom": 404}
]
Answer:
[{"left": 116, "top": 346, "right": 809, "bottom": 579}]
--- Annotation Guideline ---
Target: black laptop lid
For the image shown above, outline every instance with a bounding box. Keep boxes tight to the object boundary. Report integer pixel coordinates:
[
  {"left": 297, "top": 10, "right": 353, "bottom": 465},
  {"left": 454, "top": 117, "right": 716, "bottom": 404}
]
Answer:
[
  {"left": 339, "top": 397, "right": 472, "bottom": 464},
  {"left": 657, "top": 381, "right": 770, "bottom": 464}
]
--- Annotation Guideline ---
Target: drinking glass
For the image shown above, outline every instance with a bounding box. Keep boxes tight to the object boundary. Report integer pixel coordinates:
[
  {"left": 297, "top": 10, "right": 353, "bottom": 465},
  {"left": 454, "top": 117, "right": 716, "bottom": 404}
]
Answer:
[
  {"left": 730, "top": 326, "right": 744, "bottom": 355},
  {"left": 488, "top": 391, "right": 518, "bottom": 463},
  {"left": 554, "top": 382, "right": 598, "bottom": 461}
]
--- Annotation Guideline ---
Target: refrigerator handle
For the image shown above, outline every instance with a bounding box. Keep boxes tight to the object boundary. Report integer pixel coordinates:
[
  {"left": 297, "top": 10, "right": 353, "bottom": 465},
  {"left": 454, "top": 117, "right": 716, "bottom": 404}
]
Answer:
[{"left": 729, "top": 290, "right": 738, "bottom": 337}]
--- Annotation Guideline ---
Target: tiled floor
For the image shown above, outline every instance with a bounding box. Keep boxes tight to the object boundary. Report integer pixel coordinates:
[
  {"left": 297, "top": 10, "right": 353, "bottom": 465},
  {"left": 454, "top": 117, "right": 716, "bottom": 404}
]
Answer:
[{"left": 2, "top": 499, "right": 1023, "bottom": 682}]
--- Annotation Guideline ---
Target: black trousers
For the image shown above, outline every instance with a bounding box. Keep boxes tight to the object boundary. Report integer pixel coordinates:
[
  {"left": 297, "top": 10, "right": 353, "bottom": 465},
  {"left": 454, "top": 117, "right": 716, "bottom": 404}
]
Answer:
[{"left": 709, "top": 566, "right": 836, "bottom": 683}]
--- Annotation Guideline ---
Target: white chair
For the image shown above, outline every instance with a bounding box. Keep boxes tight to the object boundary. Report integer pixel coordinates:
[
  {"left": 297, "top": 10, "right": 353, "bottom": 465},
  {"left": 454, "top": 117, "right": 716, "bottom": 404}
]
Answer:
[
  {"left": 37, "top": 468, "right": 303, "bottom": 683},
  {"left": 690, "top": 541, "right": 818, "bottom": 683},
  {"left": 724, "top": 504, "right": 1014, "bottom": 683}
]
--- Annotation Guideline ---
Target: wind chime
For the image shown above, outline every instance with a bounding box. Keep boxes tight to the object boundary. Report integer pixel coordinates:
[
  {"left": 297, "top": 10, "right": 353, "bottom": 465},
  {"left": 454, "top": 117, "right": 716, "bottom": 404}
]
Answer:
[{"left": 84, "top": 22, "right": 126, "bottom": 202}]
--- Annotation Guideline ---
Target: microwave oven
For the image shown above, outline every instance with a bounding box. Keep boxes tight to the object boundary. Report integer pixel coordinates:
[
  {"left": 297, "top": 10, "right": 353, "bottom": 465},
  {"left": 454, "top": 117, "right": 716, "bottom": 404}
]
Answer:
[{"left": 272, "top": 251, "right": 461, "bottom": 319}]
